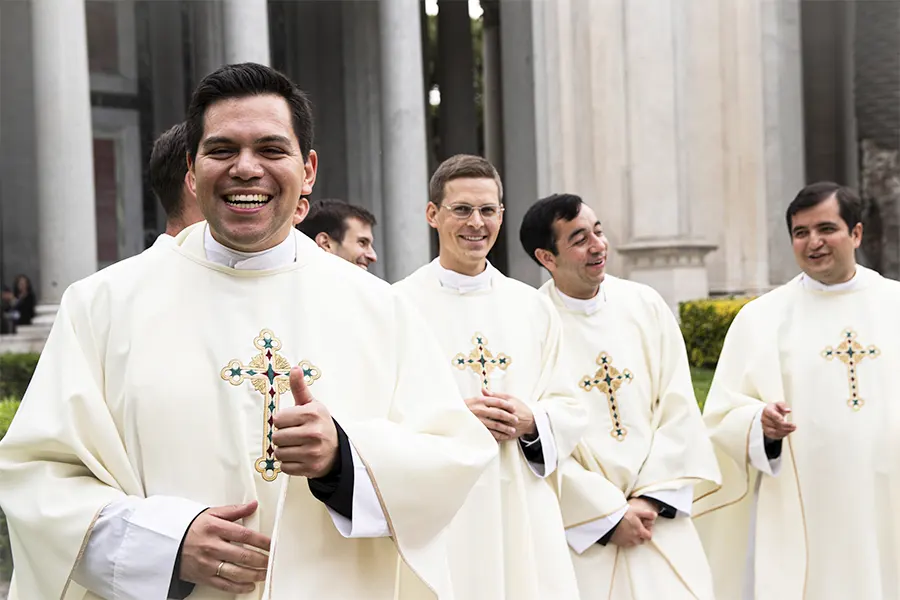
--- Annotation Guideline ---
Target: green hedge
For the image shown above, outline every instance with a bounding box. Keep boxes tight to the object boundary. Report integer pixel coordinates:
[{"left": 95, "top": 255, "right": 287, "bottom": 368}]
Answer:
[
  {"left": 680, "top": 297, "right": 754, "bottom": 369},
  {"left": 0, "top": 397, "right": 19, "bottom": 582},
  {"left": 0, "top": 353, "right": 39, "bottom": 400}
]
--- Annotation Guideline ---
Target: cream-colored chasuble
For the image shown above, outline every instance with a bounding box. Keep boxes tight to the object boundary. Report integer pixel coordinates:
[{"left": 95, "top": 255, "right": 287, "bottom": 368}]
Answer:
[
  {"left": 541, "top": 277, "right": 720, "bottom": 600},
  {"left": 0, "top": 223, "right": 496, "bottom": 600},
  {"left": 394, "top": 262, "right": 585, "bottom": 600},
  {"left": 695, "top": 266, "right": 900, "bottom": 600}
]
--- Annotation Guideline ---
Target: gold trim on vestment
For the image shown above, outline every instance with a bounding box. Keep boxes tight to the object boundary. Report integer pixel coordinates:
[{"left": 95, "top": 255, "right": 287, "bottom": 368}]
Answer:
[
  {"left": 563, "top": 502, "right": 630, "bottom": 530},
  {"left": 692, "top": 414, "right": 755, "bottom": 518},
  {"left": 61, "top": 502, "right": 107, "bottom": 600},
  {"left": 786, "top": 437, "right": 810, "bottom": 599}
]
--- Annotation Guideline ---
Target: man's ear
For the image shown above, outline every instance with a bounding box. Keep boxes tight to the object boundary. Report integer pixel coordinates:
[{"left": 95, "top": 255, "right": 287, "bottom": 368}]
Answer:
[
  {"left": 293, "top": 197, "right": 310, "bottom": 226},
  {"left": 534, "top": 248, "right": 556, "bottom": 272},
  {"left": 852, "top": 221, "right": 863, "bottom": 248},
  {"left": 426, "top": 202, "right": 440, "bottom": 229},
  {"left": 315, "top": 232, "right": 333, "bottom": 252}
]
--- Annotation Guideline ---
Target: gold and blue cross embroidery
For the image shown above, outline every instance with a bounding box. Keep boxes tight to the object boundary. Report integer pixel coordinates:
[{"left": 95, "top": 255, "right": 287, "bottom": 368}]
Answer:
[
  {"left": 453, "top": 332, "right": 512, "bottom": 389},
  {"left": 821, "top": 328, "right": 880, "bottom": 411},
  {"left": 221, "top": 329, "right": 321, "bottom": 481},
  {"left": 580, "top": 352, "right": 633, "bottom": 441}
]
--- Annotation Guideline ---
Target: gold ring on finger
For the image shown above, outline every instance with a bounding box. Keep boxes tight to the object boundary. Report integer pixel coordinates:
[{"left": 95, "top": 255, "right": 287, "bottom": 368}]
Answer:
[{"left": 216, "top": 561, "right": 227, "bottom": 578}]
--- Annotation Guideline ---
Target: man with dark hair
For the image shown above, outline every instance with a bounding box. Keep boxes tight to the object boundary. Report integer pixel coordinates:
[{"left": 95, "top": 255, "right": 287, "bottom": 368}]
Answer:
[
  {"left": 0, "top": 63, "right": 495, "bottom": 600},
  {"left": 394, "top": 155, "right": 585, "bottom": 599},
  {"left": 148, "top": 121, "right": 205, "bottom": 239},
  {"left": 297, "top": 199, "right": 378, "bottom": 270},
  {"left": 696, "top": 181, "right": 900, "bottom": 599},
  {"left": 520, "top": 193, "right": 719, "bottom": 600}
]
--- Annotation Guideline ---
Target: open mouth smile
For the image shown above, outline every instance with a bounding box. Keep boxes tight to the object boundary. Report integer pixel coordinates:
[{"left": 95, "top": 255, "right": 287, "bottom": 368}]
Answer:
[{"left": 224, "top": 193, "right": 272, "bottom": 208}]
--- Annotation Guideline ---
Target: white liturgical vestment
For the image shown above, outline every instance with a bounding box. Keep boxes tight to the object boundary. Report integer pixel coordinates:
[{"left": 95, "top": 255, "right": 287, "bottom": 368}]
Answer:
[
  {"left": 0, "top": 223, "right": 497, "bottom": 600},
  {"left": 695, "top": 265, "right": 900, "bottom": 600},
  {"left": 394, "top": 259, "right": 585, "bottom": 600},
  {"left": 541, "top": 277, "right": 720, "bottom": 600}
]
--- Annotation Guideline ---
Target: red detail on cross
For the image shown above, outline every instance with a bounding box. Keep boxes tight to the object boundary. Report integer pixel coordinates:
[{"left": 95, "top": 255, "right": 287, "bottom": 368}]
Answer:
[
  {"left": 269, "top": 388, "right": 275, "bottom": 397},
  {"left": 266, "top": 350, "right": 272, "bottom": 359},
  {"left": 267, "top": 445, "right": 274, "bottom": 456}
]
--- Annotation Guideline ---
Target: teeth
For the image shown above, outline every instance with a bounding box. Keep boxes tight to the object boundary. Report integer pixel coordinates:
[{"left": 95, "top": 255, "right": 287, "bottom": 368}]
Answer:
[
  {"left": 225, "top": 194, "right": 270, "bottom": 208},
  {"left": 462, "top": 236, "right": 485, "bottom": 241}
]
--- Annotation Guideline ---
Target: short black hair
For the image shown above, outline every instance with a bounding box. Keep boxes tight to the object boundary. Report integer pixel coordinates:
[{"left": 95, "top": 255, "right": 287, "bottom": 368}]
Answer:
[
  {"left": 297, "top": 199, "right": 377, "bottom": 243},
  {"left": 786, "top": 181, "right": 862, "bottom": 235},
  {"left": 148, "top": 122, "right": 189, "bottom": 219},
  {"left": 185, "top": 62, "right": 314, "bottom": 162},
  {"left": 520, "top": 193, "right": 585, "bottom": 267}
]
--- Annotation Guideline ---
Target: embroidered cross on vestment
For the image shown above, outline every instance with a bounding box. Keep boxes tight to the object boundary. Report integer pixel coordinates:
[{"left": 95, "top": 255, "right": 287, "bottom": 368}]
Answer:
[
  {"left": 821, "top": 328, "right": 879, "bottom": 411},
  {"left": 581, "top": 352, "right": 633, "bottom": 441},
  {"left": 453, "top": 332, "right": 511, "bottom": 389},
  {"left": 221, "top": 329, "right": 321, "bottom": 481}
]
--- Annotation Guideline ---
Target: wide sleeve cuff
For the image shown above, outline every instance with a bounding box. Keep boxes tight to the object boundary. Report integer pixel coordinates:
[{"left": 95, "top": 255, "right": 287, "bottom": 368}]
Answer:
[
  {"left": 326, "top": 442, "right": 390, "bottom": 538},
  {"left": 72, "top": 495, "right": 207, "bottom": 600},
  {"left": 520, "top": 405, "right": 557, "bottom": 478},
  {"left": 748, "top": 408, "right": 783, "bottom": 476},
  {"left": 641, "top": 485, "right": 695, "bottom": 517},
  {"left": 565, "top": 505, "right": 628, "bottom": 554}
]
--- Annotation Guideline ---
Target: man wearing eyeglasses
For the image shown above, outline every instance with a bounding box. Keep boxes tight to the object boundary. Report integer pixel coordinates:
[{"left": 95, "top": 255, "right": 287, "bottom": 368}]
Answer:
[{"left": 393, "top": 154, "right": 586, "bottom": 599}]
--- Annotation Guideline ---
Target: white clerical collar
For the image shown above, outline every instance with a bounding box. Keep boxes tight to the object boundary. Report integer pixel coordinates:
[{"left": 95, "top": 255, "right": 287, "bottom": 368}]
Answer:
[
  {"left": 431, "top": 258, "right": 494, "bottom": 293},
  {"left": 557, "top": 282, "right": 606, "bottom": 315},
  {"left": 799, "top": 267, "right": 859, "bottom": 292},
  {"left": 203, "top": 225, "right": 297, "bottom": 270}
]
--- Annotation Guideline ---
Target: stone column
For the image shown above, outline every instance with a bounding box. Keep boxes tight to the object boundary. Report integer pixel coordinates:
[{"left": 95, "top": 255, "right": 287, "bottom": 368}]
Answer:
[
  {"left": 499, "top": 0, "right": 543, "bottom": 286},
  {"left": 482, "top": 0, "right": 503, "bottom": 170},
  {"left": 32, "top": 0, "right": 97, "bottom": 306},
  {"left": 343, "top": 1, "right": 385, "bottom": 279},
  {"left": 437, "top": 0, "right": 478, "bottom": 158},
  {"left": 222, "top": 0, "right": 270, "bottom": 66},
  {"left": 379, "top": 0, "right": 430, "bottom": 282}
]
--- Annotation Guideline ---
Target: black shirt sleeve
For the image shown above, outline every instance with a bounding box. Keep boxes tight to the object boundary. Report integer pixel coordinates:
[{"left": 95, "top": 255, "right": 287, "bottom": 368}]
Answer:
[
  {"left": 307, "top": 419, "right": 355, "bottom": 519},
  {"left": 519, "top": 433, "right": 545, "bottom": 464},
  {"left": 763, "top": 436, "right": 783, "bottom": 460}
]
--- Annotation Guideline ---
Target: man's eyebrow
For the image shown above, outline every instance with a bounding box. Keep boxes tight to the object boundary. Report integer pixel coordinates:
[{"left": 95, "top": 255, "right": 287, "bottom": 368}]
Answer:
[
  {"left": 200, "top": 135, "right": 293, "bottom": 147},
  {"left": 200, "top": 136, "right": 233, "bottom": 148},
  {"left": 255, "top": 135, "right": 292, "bottom": 145},
  {"left": 567, "top": 227, "right": 587, "bottom": 242}
]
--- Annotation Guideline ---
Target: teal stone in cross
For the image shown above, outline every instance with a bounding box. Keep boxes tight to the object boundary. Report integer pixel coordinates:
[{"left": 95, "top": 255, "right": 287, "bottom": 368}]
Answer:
[
  {"left": 221, "top": 329, "right": 321, "bottom": 481},
  {"left": 580, "top": 352, "right": 633, "bottom": 441},
  {"left": 821, "top": 328, "right": 880, "bottom": 411},
  {"left": 453, "top": 332, "right": 512, "bottom": 390}
]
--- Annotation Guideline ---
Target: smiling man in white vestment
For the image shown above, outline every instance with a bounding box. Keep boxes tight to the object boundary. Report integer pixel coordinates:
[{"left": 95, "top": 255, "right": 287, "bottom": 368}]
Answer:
[
  {"left": 393, "top": 155, "right": 586, "bottom": 599},
  {"left": 0, "top": 63, "right": 496, "bottom": 600},
  {"left": 695, "top": 181, "right": 900, "bottom": 600},
  {"left": 520, "top": 193, "right": 721, "bottom": 599}
]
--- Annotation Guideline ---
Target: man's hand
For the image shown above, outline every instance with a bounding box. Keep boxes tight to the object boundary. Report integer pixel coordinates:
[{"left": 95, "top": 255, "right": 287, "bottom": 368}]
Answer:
[
  {"left": 483, "top": 388, "right": 536, "bottom": 441},
  {"left": 272, "top": 366, "right": 339, "bottom": 478},
  {"left": 627, "top": 497, "right": 660, "bottom": 531},
  {"left": 464, "top": 393, "right": 520, "bottom": 441},
  {"left": 610, "top": 504, "right": 656, "bottom": 548},
  {"left": 761, "top": 402, "right": 796, "bottom": 440},
  {"left": 178, "top": 501, "right": 270, "bottom": 594}
]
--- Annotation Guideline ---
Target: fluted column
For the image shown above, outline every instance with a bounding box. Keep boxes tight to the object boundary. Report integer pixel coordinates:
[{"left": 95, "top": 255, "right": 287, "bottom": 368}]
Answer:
[
  {"left": 223, "top": 0, "right": 270, "bottom": 65},
  {"left": 32, "top": 0, "right": 97, "bottom": 305},
  {"left": 379, "top": 0, "right": 430, "bottom": 281}
]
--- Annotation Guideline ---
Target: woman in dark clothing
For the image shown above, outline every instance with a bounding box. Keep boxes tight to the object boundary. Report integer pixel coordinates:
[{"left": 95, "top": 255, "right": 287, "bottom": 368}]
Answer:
[{"left": 10, "top": 274, "right": 36, "bottom": 326}]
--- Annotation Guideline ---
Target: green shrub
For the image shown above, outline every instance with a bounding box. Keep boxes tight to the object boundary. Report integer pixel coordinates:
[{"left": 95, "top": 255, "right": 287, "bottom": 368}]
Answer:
[
  {"left": 0, "top": 397, "right": 17, "bottom": 582},
  {"left": 680, "top": 297, "right": 754, "bottom": 369},
  {"left": 0, "top": 352, "right": 39, "bottom": 400}
]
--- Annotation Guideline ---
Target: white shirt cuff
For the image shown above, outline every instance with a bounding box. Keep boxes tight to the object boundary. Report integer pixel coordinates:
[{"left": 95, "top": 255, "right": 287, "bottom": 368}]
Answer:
[
  {"left": 326, "top": 442, "right": 390, "bottom": 538},
  {"left": 520, "top": 405, "right": 558, "bottom": 478},
  {"left": 73, "top": 496, "right": 207, "bottom": 600},
  {"left": 642, "top": 485, "right": 695, "bottom": 517},
  {"left": 748, "top": 408, "right": 783, "bottom": 476},
  {"left": 565, "top": 505, "right": 629, "bottom": 554}
]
